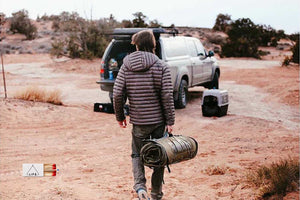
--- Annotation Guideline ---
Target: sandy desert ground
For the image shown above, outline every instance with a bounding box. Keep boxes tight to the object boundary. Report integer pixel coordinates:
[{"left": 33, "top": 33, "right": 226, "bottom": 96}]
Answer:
[{"left": 0, "top": 50, "right": 299, "bottom": 199}]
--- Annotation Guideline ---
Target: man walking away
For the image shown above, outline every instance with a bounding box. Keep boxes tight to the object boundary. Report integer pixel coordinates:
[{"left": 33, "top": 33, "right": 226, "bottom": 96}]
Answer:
[{"left": 113, "top": 30, "right": 175, "bottom": 200}]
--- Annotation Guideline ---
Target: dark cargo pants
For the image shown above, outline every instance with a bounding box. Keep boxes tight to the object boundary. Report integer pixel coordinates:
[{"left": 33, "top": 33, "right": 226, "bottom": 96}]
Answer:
[{"left": 131, "top": 123, "right": 165, "bottom": 200}]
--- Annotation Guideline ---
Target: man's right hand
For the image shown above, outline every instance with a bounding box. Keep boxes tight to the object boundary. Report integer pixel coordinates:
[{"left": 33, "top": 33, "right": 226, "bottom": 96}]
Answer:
[
  {"left": 118, "top": 119, "right": 127, "bottom": 128},
  {"left": 167, "top": 125, "right": 173, "bottom": 133}
]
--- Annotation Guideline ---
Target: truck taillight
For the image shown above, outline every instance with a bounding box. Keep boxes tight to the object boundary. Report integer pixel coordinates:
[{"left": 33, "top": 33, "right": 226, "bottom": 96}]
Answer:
[{"left": 100, "top": 61, "right": 105, "bottom": 74}]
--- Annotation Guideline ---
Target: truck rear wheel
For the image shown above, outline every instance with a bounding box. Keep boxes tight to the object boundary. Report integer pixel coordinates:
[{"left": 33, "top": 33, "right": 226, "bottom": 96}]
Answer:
[
  {"left": 209, "top": 72, "right": 219, "bottom": 89},
  {"left": 175, "top": 79, "right": 188, "bottom": 109},
  {"left": 109, "top": 92, "right": 114, "bottom": 104}
]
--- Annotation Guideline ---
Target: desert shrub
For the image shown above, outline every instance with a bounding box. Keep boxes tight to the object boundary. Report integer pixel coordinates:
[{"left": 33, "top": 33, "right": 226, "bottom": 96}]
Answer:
[
  {"left": 49, "top": 12, "right": 111, "bottom": 59},
  {"left": 14, "top": 86, "right": 62, "bottom": 105},
  {"left": 222, "top": 37, "right": 260, "bottom": 58},
  {"left": 288, "top": 33, "right": 299, "bottom": 42},
  {"left": 256, "top": 25, "right": 286, "bottom": 47},
  {"left": 98, "top": 14, "right": 119, "bottom": 30},
  {"left": 257, "top": 25, "right": 276, "bottom": 46},
  {"left": 221, "top": 18, "right": 261, "bottom": 58},
  {"left": 214, "top": 14, "right": 286, "bottom": 52},
  {"left": 0, "top": 13, "right": 5, "bottom": 25},
  {"left": 38, "top": 44, "right": 46, "bottom": 49},
  {"left": 56, "top": 11, "right": 85, "bottom": 32},
  {"left": 121, "top": 20, "right": 133, "bottom": 28},
  {"left": 46, "top": 12, "right": 85, "bottom": 32},
  {"left": 50, "top": 39, "right": 65, "bottom": 58},
  {"left": 247, "top": 158, "right": 299, "bottom": 198},
  {"left": 50, "top": 12, "right": 159, "bottom": 59},
  {"left": 258, "top": 50, "right": 270, "bottom": 56},
  {"left": 206, "top": 34, "right": 226, "bottom": 45},
  {"left": 10, "top": 9, "right": 37, "bottom": 40},
  {"left": 282, "top": 56, "right": 292, "bottom": 66},
  {"left": 80, "top": 23, "right": 108, "bottom": 58},
  {"left": 149, "top": 19, "right": 162, "bottom": 28},
  {"left": 203, "top": 165, "right": 228, "bottom": 176},
  {"left": 51, "top": 22, "right": 108, "bottom": 59},
  {"left": 66, "top": 33, "right": 81, "bottom": 58},
  {"left": 291, "top": 39, "right": 299, "bottom": 64},
  {"left": 52, "top": 20, "right": 60, "bottom": 32},
  {"left": 132, "top": 12, "right": 148, "bottom": 27},
  {"left": 213, "top": 13, "right": 232, "bottom": 32},
  {"left": 68, "top": 23, "right": 108, "bottom": 59}
]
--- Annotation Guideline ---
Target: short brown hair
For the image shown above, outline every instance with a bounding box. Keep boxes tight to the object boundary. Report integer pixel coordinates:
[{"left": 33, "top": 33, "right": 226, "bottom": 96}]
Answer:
[{"left": 131, "top": 30, "right": 156, "bottom": 53}]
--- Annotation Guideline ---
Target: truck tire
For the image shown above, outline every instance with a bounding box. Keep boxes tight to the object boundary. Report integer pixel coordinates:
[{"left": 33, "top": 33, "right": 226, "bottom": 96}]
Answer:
[
  {"left": 109, "top": 91, "right": 113, "bottom": 103},
  {"left": 175, "top": 79, "right": 188, "bottom": 109},
  {"left": 209, "top": 72, "right": 219, "bottom": 89}
]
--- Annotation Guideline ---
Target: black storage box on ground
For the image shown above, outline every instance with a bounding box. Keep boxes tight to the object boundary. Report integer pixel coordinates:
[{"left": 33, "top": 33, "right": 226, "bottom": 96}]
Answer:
[
  {"left": 94, "top": 103, "right": 114, "bottom": 113},
  {"left": 201, "top": 89, "right": 229, "bottom": 117},
  {"left": 94, "top": 103, "right": 130, "bottom": 115}
]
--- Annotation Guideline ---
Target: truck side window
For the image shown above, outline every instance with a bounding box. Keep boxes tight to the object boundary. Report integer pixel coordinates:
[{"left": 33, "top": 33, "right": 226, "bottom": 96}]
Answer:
[
  {"left": 194, "top": 40, "right": 206, "bottom": 56},
  {"left": 186, "top": 39, "right": 198, "bottom": 57}
]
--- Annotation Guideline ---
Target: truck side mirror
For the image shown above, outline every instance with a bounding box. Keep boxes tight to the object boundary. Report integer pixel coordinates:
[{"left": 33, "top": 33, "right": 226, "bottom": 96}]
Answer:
[
  {"left": 208, "top": 50, "right": 214, "bottom": 57},
  {"left": 198, "top": 53, "right": 206, "bottom": 60}
]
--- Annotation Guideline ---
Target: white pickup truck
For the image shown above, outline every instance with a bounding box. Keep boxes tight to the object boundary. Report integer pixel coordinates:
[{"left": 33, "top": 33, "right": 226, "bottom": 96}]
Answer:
[{"left": 97, "top": 28, "right": 220, "bottom": 108}]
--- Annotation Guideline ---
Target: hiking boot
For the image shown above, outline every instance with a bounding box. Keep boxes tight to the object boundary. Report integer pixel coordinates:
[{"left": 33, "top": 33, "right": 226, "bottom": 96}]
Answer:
[
  {"left": 137, "top": 188, "right": 150, "bottom": 200},
  {"left": 150, "top": 191, "right": 163, "bottom": 200}
]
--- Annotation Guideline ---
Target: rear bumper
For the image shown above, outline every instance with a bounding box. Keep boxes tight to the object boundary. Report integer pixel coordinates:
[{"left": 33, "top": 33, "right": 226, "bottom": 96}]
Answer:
[
  {"left": 96, "top": 79, "right": 115, "bottom": 85},
  {"left": 96, "top": 79, "right": 114, "bottom": 92}
]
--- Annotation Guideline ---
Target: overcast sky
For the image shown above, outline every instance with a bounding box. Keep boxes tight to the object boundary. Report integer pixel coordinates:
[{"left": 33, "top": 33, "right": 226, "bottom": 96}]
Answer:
[{"left": 1, "top": 0, "right": 299, "bottom": 34}]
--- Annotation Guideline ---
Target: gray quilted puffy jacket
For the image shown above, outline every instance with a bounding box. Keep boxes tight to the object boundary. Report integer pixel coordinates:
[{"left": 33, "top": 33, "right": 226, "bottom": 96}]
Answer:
[{"left": 113, "top": 51, "right": 175, "bottom": 125}]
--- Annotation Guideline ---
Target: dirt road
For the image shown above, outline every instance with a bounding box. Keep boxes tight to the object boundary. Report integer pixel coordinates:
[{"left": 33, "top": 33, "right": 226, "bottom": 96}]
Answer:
[{"left": 0, "top": 54, "right": 299, "bottom": 199}]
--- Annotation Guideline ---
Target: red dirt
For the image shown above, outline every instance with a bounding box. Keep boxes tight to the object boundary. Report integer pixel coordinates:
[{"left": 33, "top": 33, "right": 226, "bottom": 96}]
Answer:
[
  {"left": 221, "top": 65, "right": 299, "bottom": 107},
  {"left": 0, "top": 53, "right": 299, "bottom": 200}
]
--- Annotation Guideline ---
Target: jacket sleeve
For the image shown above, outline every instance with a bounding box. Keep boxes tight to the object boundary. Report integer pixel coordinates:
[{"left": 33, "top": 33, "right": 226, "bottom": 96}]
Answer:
[
  {"left": 161, "top": 64, "right": 175, "bottom": 125},
  {"left": 113, "top": 65, "right": 126, "bottom": 122}
]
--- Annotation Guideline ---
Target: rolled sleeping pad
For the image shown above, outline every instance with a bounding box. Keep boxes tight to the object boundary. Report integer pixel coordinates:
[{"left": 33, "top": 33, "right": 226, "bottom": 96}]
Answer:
[{"left": 140, "top": 135, "right": 198, "bottom": 168}]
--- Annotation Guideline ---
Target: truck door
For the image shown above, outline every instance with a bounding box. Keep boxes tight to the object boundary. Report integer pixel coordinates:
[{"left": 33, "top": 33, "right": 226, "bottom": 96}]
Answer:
[
  {"left": 186, "top": 39, "right": 204, "bottom": 85},
  {"left": 202, "top": 55, "right": 213, "bottom": 81},
  {"left": 194, "top": 40, "right": 213, "bottom": 81}
]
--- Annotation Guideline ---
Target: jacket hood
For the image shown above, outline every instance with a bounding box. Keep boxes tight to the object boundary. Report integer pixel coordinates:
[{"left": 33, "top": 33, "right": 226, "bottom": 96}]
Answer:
[{"left": 123, "top": 51, "right": 159, "bottom": 72}]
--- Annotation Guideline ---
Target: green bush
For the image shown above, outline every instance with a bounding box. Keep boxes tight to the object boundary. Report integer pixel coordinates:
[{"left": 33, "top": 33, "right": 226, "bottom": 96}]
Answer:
[
  {"left": 257, "top": 25, "right": 276, "bottom": 46},
  {"left": 51, "top": 22, "right": 108, "bottom": 59},
  {"left": 53, "top": 11, "right": 85, "bottom": 32},
  {"left": 50, "top": 12, "right": 161, "bottom": 59},
  {"left": 66, "top": 33, "right": 81, "bottom": 58},
  {"left": 121, "top": 20, "right": 133, "bottom": 28},
  {"left": 289, "top": 33, "right": 299, "bottom": 42},
  {"left": 97, "top": 14, "right": 120, "bottom": 33},
  {"left": 214, "top": 13, "right": 287, "bottom": 55},
  {"left": 10, "top": 9, "right": 37, "bottom": 40},
  {"left": 81, "top": 23, "right": 108, "bottom": 58},
  {"left": 149, "top": 19, "right": 162, "bottom": 28},
  {"left": 132, "top": 12, "right": 148, "bottom": 27},
  {"left": 213, "top": 13, "right": 231, "bottom": 32},
  {"left": 221, "top": 18, "right": 261, "bottom": 58},
  {"left": 50, "top": 39, "right": 65, "bottom": 58}
]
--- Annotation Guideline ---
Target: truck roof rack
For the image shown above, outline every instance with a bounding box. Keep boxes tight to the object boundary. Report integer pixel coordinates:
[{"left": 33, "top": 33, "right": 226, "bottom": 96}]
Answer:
[
  {"left": 112, "top": 28, "right": 178, "bottom": 40},
  {"left": 113, "top": 28, "right": 166, "bottom": 35}
]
